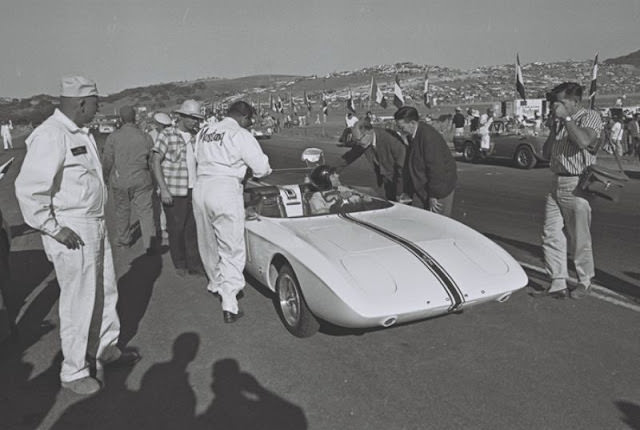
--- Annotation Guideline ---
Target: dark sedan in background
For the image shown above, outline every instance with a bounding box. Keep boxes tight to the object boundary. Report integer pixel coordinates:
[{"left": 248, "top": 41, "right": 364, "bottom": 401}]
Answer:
[{"left": 453, "top": 120, "right": 548, "bottom": 169}]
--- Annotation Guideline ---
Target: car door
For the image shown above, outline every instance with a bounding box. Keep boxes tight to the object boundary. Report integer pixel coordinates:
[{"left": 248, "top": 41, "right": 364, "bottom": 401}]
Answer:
[{"left": 488, "top": 121, "right": 510, "bottom": 158}]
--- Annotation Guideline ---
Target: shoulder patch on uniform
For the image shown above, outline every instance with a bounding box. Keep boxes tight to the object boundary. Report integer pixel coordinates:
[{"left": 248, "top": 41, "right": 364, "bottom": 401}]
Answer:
[{"left": 71, "top": 146, "right": 87, "bottom": 156}]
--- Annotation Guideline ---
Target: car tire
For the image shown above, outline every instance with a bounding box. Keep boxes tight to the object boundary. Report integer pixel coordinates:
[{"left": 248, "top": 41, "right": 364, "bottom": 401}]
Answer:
[
  {"left": 275, "top": 263, "right": 320, "bottom": 338},
  {"left": 514, "top": 145, "right": 537, "bottom": 169},
  {"left": 462, "top": 142, "right": 477, "bottom": 162}
]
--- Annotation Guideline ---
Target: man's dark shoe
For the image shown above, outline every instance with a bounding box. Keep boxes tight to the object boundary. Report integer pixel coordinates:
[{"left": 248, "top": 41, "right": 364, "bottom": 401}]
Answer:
[
  {"left": 530, "top": 289, "right": 570, "bottom": 299},
  {"left": 570, "top": 285, "right": 590, "bottom": 299},
  {"left": 223, "top": 310, "right": 244, "bottom": 324},
  {"left": 103, "top": 350, "right": 141, "bottom": 368}
]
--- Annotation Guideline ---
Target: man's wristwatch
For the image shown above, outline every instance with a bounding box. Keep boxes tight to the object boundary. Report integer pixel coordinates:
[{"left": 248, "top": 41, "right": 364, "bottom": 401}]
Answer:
[{"left": 564, "top": 116, "right": 573, "bottom": 123}]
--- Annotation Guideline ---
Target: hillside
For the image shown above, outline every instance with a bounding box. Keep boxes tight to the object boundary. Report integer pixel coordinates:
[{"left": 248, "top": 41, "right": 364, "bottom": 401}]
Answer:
[
  {"left": 2, "top": 56, "right": 639, "bottom": 125},
  {"left": 605, "top": 49, "right": 640, "bottom": 67}
]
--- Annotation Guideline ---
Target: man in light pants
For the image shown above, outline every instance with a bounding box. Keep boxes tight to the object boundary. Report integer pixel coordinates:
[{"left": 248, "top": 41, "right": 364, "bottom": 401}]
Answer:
[
  {"left": 15, "top": 76, "right": 138, "bottom": 395},
  {"left": 193, "top": 101, "right": 271, "bottom": 323},
  {"left": 538, "top": 82, "right": 603, "bottom": 299}
]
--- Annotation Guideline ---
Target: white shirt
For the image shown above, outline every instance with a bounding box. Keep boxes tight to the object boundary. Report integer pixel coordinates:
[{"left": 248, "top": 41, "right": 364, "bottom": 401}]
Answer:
[
  {"left": 611, "top": 121, "right": 623, "bottom": 141},
  {"left": 195, "top": 117, "right": 271, "bottom": 180},
  {"left": 177, "top": 129, "right": 196, "bottom": 188},
  {"left": 345, "top": 115, "right": 359, "bottom": 128},
  {"left": 15, "top": 109, "right": 107, "bottom": 236}
]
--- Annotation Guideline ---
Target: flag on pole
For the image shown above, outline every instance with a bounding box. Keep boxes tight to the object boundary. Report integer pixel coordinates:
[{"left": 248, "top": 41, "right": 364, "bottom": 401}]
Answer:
[
  {"left": 304, "top": 91, "right": 312, "bottom": 112},
  {"left": 589, "top": 53, "right": 598, "bottom": 109},
  {"left": 393, "top": 74, "right": 404, "bottom": 109},
  {"left": 515, "top": 53, "right": 526, "bottom": 100},
  {"left": 347, "top": 89, "right": 356, "bottom": 114},
  {"left": 269, "top": 94, "right": 275, "bottom": 112},
  {"left": 322, "top": 92, "right": 329, "bottom": 115},
  {"left": 370, "top": 76, "right": 387, "bottom": 108},
  {"left": 0, "top": 157, "right": 14, "bottom": 180},
  {"left": 423, "top": 71, "right": 430, "bottom": 108}
]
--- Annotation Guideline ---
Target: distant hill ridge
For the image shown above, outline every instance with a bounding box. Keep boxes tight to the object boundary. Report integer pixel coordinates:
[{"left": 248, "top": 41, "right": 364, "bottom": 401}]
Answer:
[
  {"left": 605, "top": 49, "right": 640, "bottom": 67},
  {"left": 2, "top": 52, "right": 639, "bottom": 123}
]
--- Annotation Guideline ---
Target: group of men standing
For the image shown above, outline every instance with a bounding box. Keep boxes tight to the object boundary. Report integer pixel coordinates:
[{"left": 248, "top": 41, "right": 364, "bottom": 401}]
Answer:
[
  {"left": 13, "top": 76, "right": 272, "bottom": 394},
  {"left": 11, "top": 73, "right": 601, "bottom": 396},
  {"left": 341, "top": 106, "right": 457, "bottom": 217}
]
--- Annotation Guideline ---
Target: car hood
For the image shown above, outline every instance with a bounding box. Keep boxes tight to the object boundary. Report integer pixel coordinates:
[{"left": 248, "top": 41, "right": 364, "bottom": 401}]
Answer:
[{"left": 280, "top": 205, "right": 527, "bottom": 305}]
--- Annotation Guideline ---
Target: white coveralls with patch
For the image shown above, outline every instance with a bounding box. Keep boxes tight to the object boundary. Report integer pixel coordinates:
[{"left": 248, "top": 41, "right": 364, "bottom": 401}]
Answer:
[
  {"left": 15, "top": 109, "right": 121, "bottom": 383},
  {"left": 193, "top": 117, "right": 271, "bottom": 313}
]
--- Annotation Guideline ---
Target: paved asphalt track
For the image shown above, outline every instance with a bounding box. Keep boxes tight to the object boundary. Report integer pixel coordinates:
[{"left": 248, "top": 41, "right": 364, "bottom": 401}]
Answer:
[{"left": 0, "top": 131, "right": 639, "bottom": 429}]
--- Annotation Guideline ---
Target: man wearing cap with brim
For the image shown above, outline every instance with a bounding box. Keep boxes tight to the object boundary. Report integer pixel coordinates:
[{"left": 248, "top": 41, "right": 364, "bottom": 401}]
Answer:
[
  {"left": 15, "top": 76, "right": 139, "bottom": 395},
  {"left": 151, "top": 100, "right": 204, "bottom": 277},
  {"left": 102, "top": 105, "right": 156, "bottom": 253},
  {"left": 147, "top": 112, "right": 172, "bottom": 241},
  {"left": 148, "top": 112, "right": 172, "bottom": 144}
]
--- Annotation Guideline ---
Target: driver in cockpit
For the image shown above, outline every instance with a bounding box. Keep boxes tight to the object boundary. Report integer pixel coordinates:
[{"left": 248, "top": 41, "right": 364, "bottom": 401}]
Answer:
[{"left": 306, "top": 165, "right": 372, "bottom": 215}]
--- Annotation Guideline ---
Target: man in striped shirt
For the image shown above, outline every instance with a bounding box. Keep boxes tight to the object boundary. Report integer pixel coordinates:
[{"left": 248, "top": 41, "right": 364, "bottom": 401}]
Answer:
[{"left": 539, "top": 82, "right": 603, "bottom": 299}]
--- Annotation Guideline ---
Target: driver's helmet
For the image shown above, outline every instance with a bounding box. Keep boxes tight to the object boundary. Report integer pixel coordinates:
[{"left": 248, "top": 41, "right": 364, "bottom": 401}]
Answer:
[{"left": 309, "top": 165, "right": 336, "bottom": 191}]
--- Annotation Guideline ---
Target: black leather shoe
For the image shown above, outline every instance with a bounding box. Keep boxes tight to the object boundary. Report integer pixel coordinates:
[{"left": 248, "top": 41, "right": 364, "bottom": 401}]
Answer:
[
  {"left": 530, "top": 289, "right": 570, "bottom": 299},
  {"left": 103, "top": 350, "right": 141, "bottom": 368},
  {"left": 223, "top": 310, "right": 244, "bottom": 324}
]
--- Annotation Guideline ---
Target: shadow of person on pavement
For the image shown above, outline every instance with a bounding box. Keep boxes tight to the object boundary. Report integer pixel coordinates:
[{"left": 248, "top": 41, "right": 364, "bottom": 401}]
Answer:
[
  {"left": 196, "top": 358, "right": 307, "bottom": 430},
  {"left": 483, "top": 232, "right": 640, "bottom": 300},
  {"left": 50, "top": 359, "right": 137, "bottom": 429},
  {"left": 615, "top": 400, "right": 640, "bottom": 430},
  {"left": 4, "top": 249, "right": 54, "bottom": 330},
  {"left": 50, "top": 332, "right": 200, "bottom": 430},
  {"left": 0, "top": 279, "right": 60, "bottom": 430},
  {"left": 116, "top": 252, "right": 162, "bottom": 348}
]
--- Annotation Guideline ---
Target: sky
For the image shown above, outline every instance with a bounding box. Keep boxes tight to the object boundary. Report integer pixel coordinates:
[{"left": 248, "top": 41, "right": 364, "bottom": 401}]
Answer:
[{"left": 1, "top": 0, "right": 639, "bottom": 98}]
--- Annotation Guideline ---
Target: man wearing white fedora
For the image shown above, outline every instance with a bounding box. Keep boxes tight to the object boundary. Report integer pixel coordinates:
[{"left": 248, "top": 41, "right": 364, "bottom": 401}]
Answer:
[{"left": 151, "top": 100, "right": 204, "bottom": 277}]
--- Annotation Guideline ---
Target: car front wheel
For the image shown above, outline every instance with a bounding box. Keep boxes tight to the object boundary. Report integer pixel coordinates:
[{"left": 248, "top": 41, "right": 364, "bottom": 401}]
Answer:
[
  {"left": 275, "top": 263, "right": 320, "bottom": 338},
  {"left": 514, "top": 145, "right": 537, "bottom": 169}
]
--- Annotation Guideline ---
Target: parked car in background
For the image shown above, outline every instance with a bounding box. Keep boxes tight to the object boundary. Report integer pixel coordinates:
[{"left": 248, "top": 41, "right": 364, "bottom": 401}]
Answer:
[
  {"left": 453, "top": 119, "right": 548, "bottom": 169},
  {"left": 89, "top": 114, "right": 122, "bottom": 134}
]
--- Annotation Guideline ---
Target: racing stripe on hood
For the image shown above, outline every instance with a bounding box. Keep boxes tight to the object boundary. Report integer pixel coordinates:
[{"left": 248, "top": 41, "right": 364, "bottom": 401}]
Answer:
[{"left": 339, "top": 212, "right": 464, "bottom": 311}]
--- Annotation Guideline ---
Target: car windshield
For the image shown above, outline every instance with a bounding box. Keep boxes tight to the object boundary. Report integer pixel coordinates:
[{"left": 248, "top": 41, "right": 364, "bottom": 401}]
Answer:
[{"left": 244, "top": 171, "right": 392, "bottom": 218}]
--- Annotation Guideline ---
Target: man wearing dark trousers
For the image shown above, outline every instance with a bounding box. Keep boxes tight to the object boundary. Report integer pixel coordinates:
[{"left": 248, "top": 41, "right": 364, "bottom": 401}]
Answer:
[
  {"left": 151, "top": 100, "right": 204, "bottom": 277},
  {"left": 394, "top": 106, "right": 457, "bottom": 216},
  {"left": 102, "top": 105, "right": 156, "bottom": 253},
  {"left": 341, "top": 119, "right": 407, "bottom": 201}
]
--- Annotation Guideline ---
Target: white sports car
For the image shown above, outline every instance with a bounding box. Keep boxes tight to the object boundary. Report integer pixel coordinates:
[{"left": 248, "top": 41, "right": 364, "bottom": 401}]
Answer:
[{"left": 244, "top": 159, "right": 528, "bottom": 337}]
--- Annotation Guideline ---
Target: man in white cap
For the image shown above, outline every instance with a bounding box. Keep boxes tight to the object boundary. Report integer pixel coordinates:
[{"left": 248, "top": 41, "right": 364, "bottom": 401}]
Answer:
[
  {"left": 15, "top": 76, "right": 139, "bottom": 395},
  {"left": 147, "top": 112, "right": 172, "bottom": 144},
  {"left": 193, "top": 101, "right": 271, "bottom": 323},
  {"left": 147, "top": 112, "right": 172, "bottom": 241},
  {"left": 151, "top": 100, "right": 204, "bottom": 277}
]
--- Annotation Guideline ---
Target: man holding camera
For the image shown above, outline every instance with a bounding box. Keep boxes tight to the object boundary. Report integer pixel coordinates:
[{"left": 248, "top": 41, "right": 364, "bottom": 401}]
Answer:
[{"left": 539, "top": 82, "right": 603, "bottom": 299}]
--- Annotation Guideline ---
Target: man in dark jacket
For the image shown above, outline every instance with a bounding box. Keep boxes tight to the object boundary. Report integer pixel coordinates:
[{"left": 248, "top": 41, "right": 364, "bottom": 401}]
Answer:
[
  {"left": 394, "top": 106, "right": 457, "bottom": 216},
  {"left": 340, "top": 119, "right": 407, "bottom": 201}
]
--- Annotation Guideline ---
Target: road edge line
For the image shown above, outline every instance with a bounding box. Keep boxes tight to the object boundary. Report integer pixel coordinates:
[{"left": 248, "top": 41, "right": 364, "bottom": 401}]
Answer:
[{"left": 518, "top": 261, "right": 640, "bottom": 313}]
